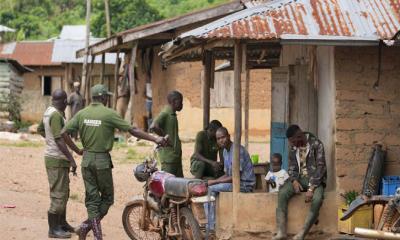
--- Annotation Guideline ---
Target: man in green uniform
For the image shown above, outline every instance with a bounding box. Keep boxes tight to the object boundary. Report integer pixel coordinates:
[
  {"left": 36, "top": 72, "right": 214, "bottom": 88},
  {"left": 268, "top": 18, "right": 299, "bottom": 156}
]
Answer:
[
  {"left": 38, "top": 89, "right": 83, "bottom": 239},
  {"left": 150, "top": 90, "right": 183, "bottom": 177},
  {"left": 190, "top": 120, "right": 224, "bottom": 179},
  {"left": 62, "top": 84, "right": 167, "bottom": 240},
  {"left": 272, "top": 125, "right": 326, "bottom": 240}
]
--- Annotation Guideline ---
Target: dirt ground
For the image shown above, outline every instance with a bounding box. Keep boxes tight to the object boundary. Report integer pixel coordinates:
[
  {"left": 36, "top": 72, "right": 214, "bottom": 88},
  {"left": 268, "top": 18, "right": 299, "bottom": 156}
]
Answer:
[{"left": 0, "top": 136, "right": 270, "bottom": 240}]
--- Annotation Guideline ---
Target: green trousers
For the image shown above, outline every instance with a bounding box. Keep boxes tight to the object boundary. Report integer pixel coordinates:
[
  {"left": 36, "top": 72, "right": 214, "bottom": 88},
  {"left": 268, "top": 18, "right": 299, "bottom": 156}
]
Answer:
[
  {"left": 277, "top": 177, "right": 324, "bottom": 215},
  {"left": 82, "top": 152, "right": 114, "bottom": 220},
  {"left": 161, "top": 163, "right": 183, "bottom": 177},
  {"left": 190, "top": 159, "right": 222, "bottom": 179},
  {"left": 46, "top": 167, "right": 70, "bottom": 215}
]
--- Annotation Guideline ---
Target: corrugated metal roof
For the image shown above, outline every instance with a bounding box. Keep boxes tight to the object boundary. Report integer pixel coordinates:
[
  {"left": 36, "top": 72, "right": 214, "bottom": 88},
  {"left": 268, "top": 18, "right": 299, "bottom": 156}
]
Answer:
[
  {"left": 0, "top": 41, "right": 60, "bottom": 66},
  {"left": 241, "top": 0, "right": 274, "bottom": 8},
  {"left": 52, "top": 39, "right": 116, "bottom": 64},
  {"left": 0, "top": 58, "right": 33, "bottom": 73},
  {"left": 59, "top": 25, "right": 87, "bottom": 40},
  {"left": 180, "top": 0, "right": 400, "bottom": 41},
  {"left": 0, "top": 25, "right": 15, "bottom": 33}
]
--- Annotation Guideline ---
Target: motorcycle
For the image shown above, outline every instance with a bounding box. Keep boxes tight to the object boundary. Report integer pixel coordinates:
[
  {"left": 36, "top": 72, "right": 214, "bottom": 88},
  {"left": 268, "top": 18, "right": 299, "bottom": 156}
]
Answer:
[{"left": 122, "top": 154, "right": 214, "bottom": 240}]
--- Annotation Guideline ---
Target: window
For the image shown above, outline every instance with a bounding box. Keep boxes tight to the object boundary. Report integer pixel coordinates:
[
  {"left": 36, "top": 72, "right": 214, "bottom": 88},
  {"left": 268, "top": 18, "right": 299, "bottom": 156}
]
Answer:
[
  {"left": 42, "top": 76, "right": 52, "bottom": 96},
  {"left": 41, "top": 76, "right": 62, "bottom": 96},
  {"left": 210, "top": 71, "right": 234, "bottom": 108}
]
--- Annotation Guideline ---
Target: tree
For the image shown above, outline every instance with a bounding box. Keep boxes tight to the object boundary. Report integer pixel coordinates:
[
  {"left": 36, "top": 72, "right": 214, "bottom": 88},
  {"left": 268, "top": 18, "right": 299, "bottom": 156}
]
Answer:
[{"left": 91, "top": 0, "right": 161, "bottom": 37}]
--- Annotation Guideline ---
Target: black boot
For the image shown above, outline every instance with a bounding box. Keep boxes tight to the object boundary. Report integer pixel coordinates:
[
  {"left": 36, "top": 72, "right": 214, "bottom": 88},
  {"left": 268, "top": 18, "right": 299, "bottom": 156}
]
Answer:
[
  {"left": 75, "top": 219, "right": 91, "bottom": 240},
  {"left": 48, "top": 212, "right": 71, "bottom": 239},
  {"left": 60, "top": 209, "right": 75, "bottom": 233},
  {"left": 91, "top": 217, "right": 103, "bottom": 240}
]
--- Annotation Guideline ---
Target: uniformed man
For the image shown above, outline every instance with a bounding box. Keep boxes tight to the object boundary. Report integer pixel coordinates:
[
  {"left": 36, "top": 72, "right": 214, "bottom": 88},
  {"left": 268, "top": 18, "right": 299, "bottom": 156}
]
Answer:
[
  {"left": 37, "top": 89, "right": 83, "bottom": 239},
  {"left": 62, "top": 84, "right": 167, "bottom": 240},
  {"left": 272, "top": 125, "right": 327, "bottom": 240},
  {"left": 190, "top": 120, "right": 224, "bottom": 179},
  {"left": 150, "top": 90, "right": 183, "bottom": 177}
]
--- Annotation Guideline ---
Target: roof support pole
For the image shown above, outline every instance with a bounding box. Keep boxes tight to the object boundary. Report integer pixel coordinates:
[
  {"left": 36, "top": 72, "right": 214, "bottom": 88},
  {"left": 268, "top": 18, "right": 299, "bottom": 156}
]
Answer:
[
  {"left": 64, "top": 63, "right": 72, "bottom": 120},
  {"left": 81, "top": 0, "right": 91, "bottom": 105},
  {"left": 113, "top": 50, "right": 120, "bottom": 109},
  {"left": 100, "top": 53, "right": 106, "bottom": 84},
  {"left": 243, "top": 45, "right": 249, "bottom": 150},
  {"left": 202, "top": 50, "right": 213, "bottom": 129},
  {"left": 126, "top": 42, "right": 138, "bottom": 124},
  {"left": 233, "top": 41, "right": 242, "bottom": 193}
]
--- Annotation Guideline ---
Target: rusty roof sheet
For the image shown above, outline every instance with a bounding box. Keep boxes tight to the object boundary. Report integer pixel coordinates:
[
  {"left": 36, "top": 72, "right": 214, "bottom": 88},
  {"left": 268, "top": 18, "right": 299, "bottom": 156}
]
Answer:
[
  {"left": 0, "top": 41, "right": 60, "bottom": 66},
  {"left": 179, "top": 0, "right": 400, "bottom": 41}
]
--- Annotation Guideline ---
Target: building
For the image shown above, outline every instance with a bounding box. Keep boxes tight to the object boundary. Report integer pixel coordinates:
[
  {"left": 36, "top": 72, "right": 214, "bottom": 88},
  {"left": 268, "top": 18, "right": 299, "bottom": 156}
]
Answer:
[
  {"left": 0, "top": 58, "right": 31, "bottom": 123},
  {"left": 76, "top": 1, "right": 272, "bottom": 142},
  {"left": 161, "top": 0, "right": 400, "bottom": 237},
  {"left": 0, "top": 25, "right": 116, "bottom": 122}
]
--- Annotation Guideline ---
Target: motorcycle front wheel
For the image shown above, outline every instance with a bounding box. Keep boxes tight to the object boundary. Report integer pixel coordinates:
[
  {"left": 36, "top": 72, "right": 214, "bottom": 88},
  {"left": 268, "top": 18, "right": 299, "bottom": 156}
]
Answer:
[
  {"left": 179, "top": 207, "right": 202, "bottom": 240},
  {"left": 122, "top": 198, "right": 162, "bottom": 240}
]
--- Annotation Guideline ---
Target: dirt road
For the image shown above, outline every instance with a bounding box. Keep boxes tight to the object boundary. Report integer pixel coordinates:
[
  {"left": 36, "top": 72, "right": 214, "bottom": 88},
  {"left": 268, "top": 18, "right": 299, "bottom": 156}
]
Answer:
[{"left": 0, "top": 138, "right": 268, "bottom": 240}]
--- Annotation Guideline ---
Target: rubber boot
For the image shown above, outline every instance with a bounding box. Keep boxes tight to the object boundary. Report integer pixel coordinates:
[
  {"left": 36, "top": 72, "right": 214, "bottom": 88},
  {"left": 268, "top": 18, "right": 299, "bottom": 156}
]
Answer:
[
  {"left": 48, "top": 212, "right": 72, "bottom": 239},
  {"left": 272, "top": 209, "right": 287, "bottom": 240},
  {"left": 292, "top": 211, "right": 318, "bottom": 240},
  {"left": 75, "top": 219, "right": 91, "bottom": 240},
  {"left": 91, "top": 217, "right": 103, "bottom": 240},
  {"left": 60, "top": 209, "right": 75, "bottom": 233}
]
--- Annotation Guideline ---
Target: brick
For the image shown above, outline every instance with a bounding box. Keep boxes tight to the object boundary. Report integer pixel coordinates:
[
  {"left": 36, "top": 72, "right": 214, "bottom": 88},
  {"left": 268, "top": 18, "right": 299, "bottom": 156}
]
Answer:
[
  {"left": 336, "top": 145, "right": 370, "bottom": 162},
  {"left": 336, "top": 118, "right": 366, "bottom": 130},
  {"left": 367, "top": 118, "right": 393, "bottom": 130},
  {"left": 390, "top": 103, "right": 400, "bottom": 115},
  {"left": 336, "top": 131, "right": 353, "bottom": 145},
  {"left": 368, "top": 89, "right": 397, "bottom": 102},
  {"left": 354, "top": 132, "right": 384, "bottom": 145},
  {"left": 386, "top": 147, "right": 400, "bottom": 162},
  {"left": 337, "top": 177, "right": 363, "bottom": 192},
  {"left": 355, "top": 103, "right": 385, "bottom": 115},
  {"left": 337, "top": 90, "right": 367, "bottom": 101},
  {"left": 384, "top": 134, "right": 400, "bottom": 146}
]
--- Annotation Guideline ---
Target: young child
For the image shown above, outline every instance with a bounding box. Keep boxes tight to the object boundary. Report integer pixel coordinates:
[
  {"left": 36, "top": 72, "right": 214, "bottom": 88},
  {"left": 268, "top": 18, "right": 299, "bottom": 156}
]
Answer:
[{"left": 265, "top": 153, "right": 289, "bottom": 193}]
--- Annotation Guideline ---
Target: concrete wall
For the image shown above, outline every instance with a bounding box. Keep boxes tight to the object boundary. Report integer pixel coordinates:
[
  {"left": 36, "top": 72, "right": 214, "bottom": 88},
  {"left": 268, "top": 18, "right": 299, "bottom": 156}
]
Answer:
[
  {"left": 216, "top": 192, "right": 338, "bottom": 239},
  {"left": 335, "top": 46, "right": 400, "bottom": 192}
]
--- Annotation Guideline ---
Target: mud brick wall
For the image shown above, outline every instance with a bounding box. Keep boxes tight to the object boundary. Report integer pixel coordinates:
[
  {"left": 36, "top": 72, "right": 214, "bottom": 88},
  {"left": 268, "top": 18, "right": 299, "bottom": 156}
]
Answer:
[{"left": 335, "top": 46, "right": 400, "bottom": 192}]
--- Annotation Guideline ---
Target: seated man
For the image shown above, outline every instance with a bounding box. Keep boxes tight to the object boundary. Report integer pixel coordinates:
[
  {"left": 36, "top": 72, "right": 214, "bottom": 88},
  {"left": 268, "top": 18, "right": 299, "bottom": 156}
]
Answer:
[
  {"left": 190, "top": 120, "right": 224, "bottom": 179},
  {"left": 273, "top": 125, "right": 327, "bottom": 240},
  {"left": 205, "top": 127, "right": 255, "bottom": 231}
]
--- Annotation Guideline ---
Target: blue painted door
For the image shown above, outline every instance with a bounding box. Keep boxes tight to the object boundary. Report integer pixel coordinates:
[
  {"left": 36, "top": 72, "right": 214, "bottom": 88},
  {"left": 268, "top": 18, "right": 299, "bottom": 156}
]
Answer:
[{"left": 271, "top": 67, "right": 290, "bottom": 170}]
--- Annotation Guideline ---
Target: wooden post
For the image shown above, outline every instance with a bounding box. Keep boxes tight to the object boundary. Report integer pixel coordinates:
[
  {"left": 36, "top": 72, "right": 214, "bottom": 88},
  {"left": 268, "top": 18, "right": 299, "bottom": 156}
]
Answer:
[
  {"left": 202, "top": 51, "right": 212, "bottom": 129},
  {"left": 100, "top": 53, "right": 105, "bottom": 84},
  {"left": 126, "top": 42, "right": 138, "bottom": 124},
  {"left": 64, "top": 63, "right": 72, "bottom": 120},
  {"left": 113, "top": 50, "right": 120, "bottom": 109},
  {"left": 243, "top": 44, "right": 250, "bottom": 150},
  {"left": 86, "top": 55, "right": 95, "bottom": 105},
  {"left": 233, "top": 41, "right": 242, "bottom": 194},
  {"left": 104, "top": 0, "right": 111, "bottom": 37},
  {"left": 81, "top": 0, "right": 91, "bottom": 104}
]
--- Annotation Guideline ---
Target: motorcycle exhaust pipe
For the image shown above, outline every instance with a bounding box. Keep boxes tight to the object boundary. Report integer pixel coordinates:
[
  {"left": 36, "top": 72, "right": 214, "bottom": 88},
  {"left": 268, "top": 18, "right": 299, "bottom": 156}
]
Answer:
[{"left": 355, "top": 228, "right": 400, "bottom": 239}]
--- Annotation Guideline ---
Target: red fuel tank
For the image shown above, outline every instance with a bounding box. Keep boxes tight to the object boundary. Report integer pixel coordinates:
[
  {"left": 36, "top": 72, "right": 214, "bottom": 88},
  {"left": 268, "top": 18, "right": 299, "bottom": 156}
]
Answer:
[{"left": 148, "top": 171, "right": 175, "bottom": 198}]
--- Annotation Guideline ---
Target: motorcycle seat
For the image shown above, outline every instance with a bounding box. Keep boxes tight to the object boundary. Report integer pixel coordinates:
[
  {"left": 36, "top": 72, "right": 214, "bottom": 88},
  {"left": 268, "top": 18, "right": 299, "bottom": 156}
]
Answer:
[{"left": 164, "top": 178, "right": 207, "bottom": 198}]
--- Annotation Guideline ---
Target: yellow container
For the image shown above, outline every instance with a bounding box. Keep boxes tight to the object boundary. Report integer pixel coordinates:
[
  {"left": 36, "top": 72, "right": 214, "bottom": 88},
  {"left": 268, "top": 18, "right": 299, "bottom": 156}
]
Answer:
[{"left": 338, "top": 204, "right": 373, "bottom": 234}]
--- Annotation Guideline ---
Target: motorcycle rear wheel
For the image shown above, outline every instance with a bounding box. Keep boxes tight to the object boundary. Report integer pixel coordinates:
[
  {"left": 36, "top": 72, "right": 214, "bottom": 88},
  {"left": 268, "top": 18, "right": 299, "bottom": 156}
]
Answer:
[
  {"left": 122, "top": 199, "right": 162, "bottom": 240},
  {"left": 180, "top": 207, "right": 202, "bottom": 240}
]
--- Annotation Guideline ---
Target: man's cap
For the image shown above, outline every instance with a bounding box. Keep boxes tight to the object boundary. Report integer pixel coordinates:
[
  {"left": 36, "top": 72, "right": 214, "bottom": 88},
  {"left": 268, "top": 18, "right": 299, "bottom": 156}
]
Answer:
[
  {"left": 73, "top": 82, "right": 80, "bottom": 87},
  {"left": 91, "top": 84, "right": 113, "bottom": 97}
]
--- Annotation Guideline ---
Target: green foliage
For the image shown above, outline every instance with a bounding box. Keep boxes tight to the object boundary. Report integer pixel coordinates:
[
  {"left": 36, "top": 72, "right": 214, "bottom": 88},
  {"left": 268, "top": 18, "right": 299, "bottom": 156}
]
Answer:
[
  {"left": 0, "top": 0, "right": 230, "bottom": 40},
  {"left": 341, "top": 190, "right": 359, "bottom": 205}
]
